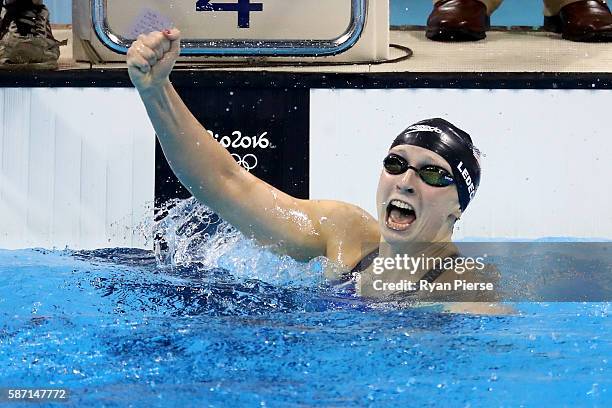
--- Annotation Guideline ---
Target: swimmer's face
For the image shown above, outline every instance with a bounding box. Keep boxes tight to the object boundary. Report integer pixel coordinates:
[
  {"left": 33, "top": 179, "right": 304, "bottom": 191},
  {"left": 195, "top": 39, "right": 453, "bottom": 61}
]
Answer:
[{"left": 376, "top": 144, "right": 461, "bottom": 244}]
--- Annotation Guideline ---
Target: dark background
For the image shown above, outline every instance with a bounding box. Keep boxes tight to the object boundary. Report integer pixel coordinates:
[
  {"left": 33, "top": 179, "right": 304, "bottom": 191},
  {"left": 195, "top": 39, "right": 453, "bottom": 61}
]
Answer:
[{"left": 154, "top": 87, "right": 310, "bottom": 207}]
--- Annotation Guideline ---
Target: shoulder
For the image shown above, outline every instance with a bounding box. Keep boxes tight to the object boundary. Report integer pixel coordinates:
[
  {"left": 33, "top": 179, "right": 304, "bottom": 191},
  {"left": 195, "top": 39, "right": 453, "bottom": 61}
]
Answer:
[
  {"left": 308, "top": 200, "right": 379, "bottom": 239},
  {"left": 305, "top": 200, "right": 380, "bottom": 270}
]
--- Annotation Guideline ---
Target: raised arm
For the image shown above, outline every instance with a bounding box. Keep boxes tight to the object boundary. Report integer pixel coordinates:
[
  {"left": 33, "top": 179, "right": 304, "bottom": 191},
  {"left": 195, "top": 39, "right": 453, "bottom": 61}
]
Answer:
[{"left": 126, "top": 29, "right": 378, "bottom": 263}]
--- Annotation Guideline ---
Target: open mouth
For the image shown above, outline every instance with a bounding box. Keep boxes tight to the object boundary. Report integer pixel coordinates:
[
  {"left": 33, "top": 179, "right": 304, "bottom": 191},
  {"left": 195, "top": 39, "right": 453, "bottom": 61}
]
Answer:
[{"left": 386, "top": 199, "right": 417, "bottom": 231}]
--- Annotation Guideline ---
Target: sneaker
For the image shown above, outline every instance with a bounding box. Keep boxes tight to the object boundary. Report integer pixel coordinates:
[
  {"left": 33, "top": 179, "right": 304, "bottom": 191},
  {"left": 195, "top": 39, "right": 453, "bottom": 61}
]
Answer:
[{"left": 0, "top": 0, "right": 64, "bottom": 70}]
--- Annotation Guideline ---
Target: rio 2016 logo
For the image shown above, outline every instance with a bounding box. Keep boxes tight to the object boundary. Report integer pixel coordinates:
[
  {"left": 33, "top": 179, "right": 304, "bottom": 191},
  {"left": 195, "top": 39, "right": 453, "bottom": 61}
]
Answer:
[
  {"left": 230, "top": 153, "right": 258, "bottom": 171},
  {"left": 207, "top": 130, "right": 273, "bottom": 171}
]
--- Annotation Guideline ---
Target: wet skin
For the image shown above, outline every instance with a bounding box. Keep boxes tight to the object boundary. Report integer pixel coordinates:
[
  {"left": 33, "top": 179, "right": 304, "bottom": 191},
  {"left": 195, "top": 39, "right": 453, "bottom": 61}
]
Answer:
[{"left": 376, "top": 144, "right": 461, "bottom": 246}]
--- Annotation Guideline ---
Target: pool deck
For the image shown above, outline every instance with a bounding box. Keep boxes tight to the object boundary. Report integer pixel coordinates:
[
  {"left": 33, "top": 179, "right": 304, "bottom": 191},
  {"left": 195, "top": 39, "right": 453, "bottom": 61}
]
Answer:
[
  {"left": 51, "top": 26, "right": 612, "bottom": 74},
  {"left": 0, "top": 26, "right": 610, "bottom": 89}
]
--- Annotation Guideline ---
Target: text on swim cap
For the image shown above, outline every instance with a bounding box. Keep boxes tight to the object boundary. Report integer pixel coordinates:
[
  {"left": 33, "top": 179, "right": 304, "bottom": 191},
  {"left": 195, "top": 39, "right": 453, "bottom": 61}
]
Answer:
[
  {"left": 405, "top": 125, "right": 444, "bottom": 135},
  {"left": 457, "top": 161, "right": 476, "bottom": 199}
]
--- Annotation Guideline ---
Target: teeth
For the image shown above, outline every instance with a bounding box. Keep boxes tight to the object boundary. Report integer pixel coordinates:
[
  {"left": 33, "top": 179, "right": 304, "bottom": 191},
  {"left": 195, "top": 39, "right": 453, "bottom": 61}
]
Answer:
[{"left": 390, "top": 199, "right": 413, "bottom": 211}]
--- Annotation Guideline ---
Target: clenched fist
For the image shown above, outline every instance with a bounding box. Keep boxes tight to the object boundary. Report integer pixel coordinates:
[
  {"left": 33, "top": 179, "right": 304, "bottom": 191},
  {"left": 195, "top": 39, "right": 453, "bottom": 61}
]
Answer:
[{"left": 127, "top": 29, "right": 181, "bottom": 92}]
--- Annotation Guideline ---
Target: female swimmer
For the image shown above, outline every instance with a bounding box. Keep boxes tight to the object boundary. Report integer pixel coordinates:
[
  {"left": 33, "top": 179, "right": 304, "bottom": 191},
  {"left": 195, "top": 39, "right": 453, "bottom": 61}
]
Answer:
[{"left": 126, "top": 29, "right": 506, "bottom": 314}]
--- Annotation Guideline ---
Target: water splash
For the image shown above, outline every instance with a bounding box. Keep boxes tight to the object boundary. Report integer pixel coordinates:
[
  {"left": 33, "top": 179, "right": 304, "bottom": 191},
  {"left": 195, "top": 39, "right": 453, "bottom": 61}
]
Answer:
[{"left": 139, "top": 197, "right": 326, "bottom": 288}]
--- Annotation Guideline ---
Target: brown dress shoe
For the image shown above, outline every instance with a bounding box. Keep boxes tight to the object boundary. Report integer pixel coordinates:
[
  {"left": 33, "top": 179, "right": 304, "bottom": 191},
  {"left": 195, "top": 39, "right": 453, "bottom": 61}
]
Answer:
[
  {"left": 543, "top": 0, "right": 612, "bottom": 42},
  {"left": 426, "top": 0, "right": 490, "bottom": 41}
]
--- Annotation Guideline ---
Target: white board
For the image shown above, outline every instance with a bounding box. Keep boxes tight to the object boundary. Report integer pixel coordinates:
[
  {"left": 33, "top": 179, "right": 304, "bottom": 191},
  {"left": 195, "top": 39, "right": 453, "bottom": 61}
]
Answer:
[
  {"left": 310, "top": 89, "right": 612, "bottom": 239},
  {"left": 0, "top": 88, "right": 155, "bottom": 249}
]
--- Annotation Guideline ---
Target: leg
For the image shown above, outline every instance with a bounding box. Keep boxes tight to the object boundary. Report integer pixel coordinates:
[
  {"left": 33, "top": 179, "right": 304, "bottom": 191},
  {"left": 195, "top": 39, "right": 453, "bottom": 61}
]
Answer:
[{"left": 476, "top": 0, "right": 504, "bottom": 14}]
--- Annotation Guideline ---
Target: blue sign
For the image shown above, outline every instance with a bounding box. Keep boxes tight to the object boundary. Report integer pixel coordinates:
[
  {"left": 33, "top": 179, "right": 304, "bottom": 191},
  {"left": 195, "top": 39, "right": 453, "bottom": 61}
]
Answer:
[{"left": 196, "top": 0, "right": 264, "bottom": 28}]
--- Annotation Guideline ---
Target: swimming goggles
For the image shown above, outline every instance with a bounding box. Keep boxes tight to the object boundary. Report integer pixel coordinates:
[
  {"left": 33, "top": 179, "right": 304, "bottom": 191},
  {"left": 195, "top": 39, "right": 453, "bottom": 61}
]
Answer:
[{"left": 383, "top": 153, "right": 455, "bottom": 187}]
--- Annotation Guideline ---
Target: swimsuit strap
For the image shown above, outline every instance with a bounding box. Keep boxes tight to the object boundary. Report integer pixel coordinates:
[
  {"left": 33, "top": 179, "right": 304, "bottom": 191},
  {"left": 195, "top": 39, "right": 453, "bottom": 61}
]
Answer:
[
  {"left": 332, "top": 249, "right": 379, "bottom": 285},
  {"left": 350, "top": 249, "right": 380, "bottom": 273}
]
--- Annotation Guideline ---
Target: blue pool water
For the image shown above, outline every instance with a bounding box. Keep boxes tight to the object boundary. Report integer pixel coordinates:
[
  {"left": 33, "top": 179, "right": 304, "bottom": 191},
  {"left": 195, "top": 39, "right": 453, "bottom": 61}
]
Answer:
[{"left": 1, "top": 199, "right": 610, "bottom": 407}]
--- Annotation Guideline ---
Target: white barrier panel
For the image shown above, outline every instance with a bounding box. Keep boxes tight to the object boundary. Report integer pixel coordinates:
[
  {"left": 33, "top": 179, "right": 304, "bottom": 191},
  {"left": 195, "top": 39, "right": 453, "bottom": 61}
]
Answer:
[
  {"left": 72, "top": 0, "right": 389, "bottom": 62},
  {"left": 310, "top": 88, "right": 612, "bottom": 239},
  {"left": 0, "top": 89, "right": 155, "bottom": 250}
]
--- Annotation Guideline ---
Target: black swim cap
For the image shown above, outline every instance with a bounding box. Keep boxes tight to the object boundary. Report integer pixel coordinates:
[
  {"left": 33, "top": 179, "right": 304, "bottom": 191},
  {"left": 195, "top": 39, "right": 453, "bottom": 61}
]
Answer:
[{"left": 390, "top": 118, "right": 481, "bottom": 212}]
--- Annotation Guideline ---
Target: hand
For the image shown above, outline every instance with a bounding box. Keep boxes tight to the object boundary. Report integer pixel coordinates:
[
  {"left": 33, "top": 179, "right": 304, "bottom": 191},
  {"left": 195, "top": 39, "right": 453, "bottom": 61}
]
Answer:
[{"left": 127, "top": 28, "right": 181, "bottom": 92}]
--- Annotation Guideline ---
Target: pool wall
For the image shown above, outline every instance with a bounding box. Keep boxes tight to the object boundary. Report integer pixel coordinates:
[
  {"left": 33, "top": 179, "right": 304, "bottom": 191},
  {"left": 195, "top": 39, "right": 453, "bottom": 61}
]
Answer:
[
  {"left": 1, "top": 78, "right": 611, "bottom": 249},
  {"left": 0, "top": 88, "right": 155, "bottom": 249}
]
